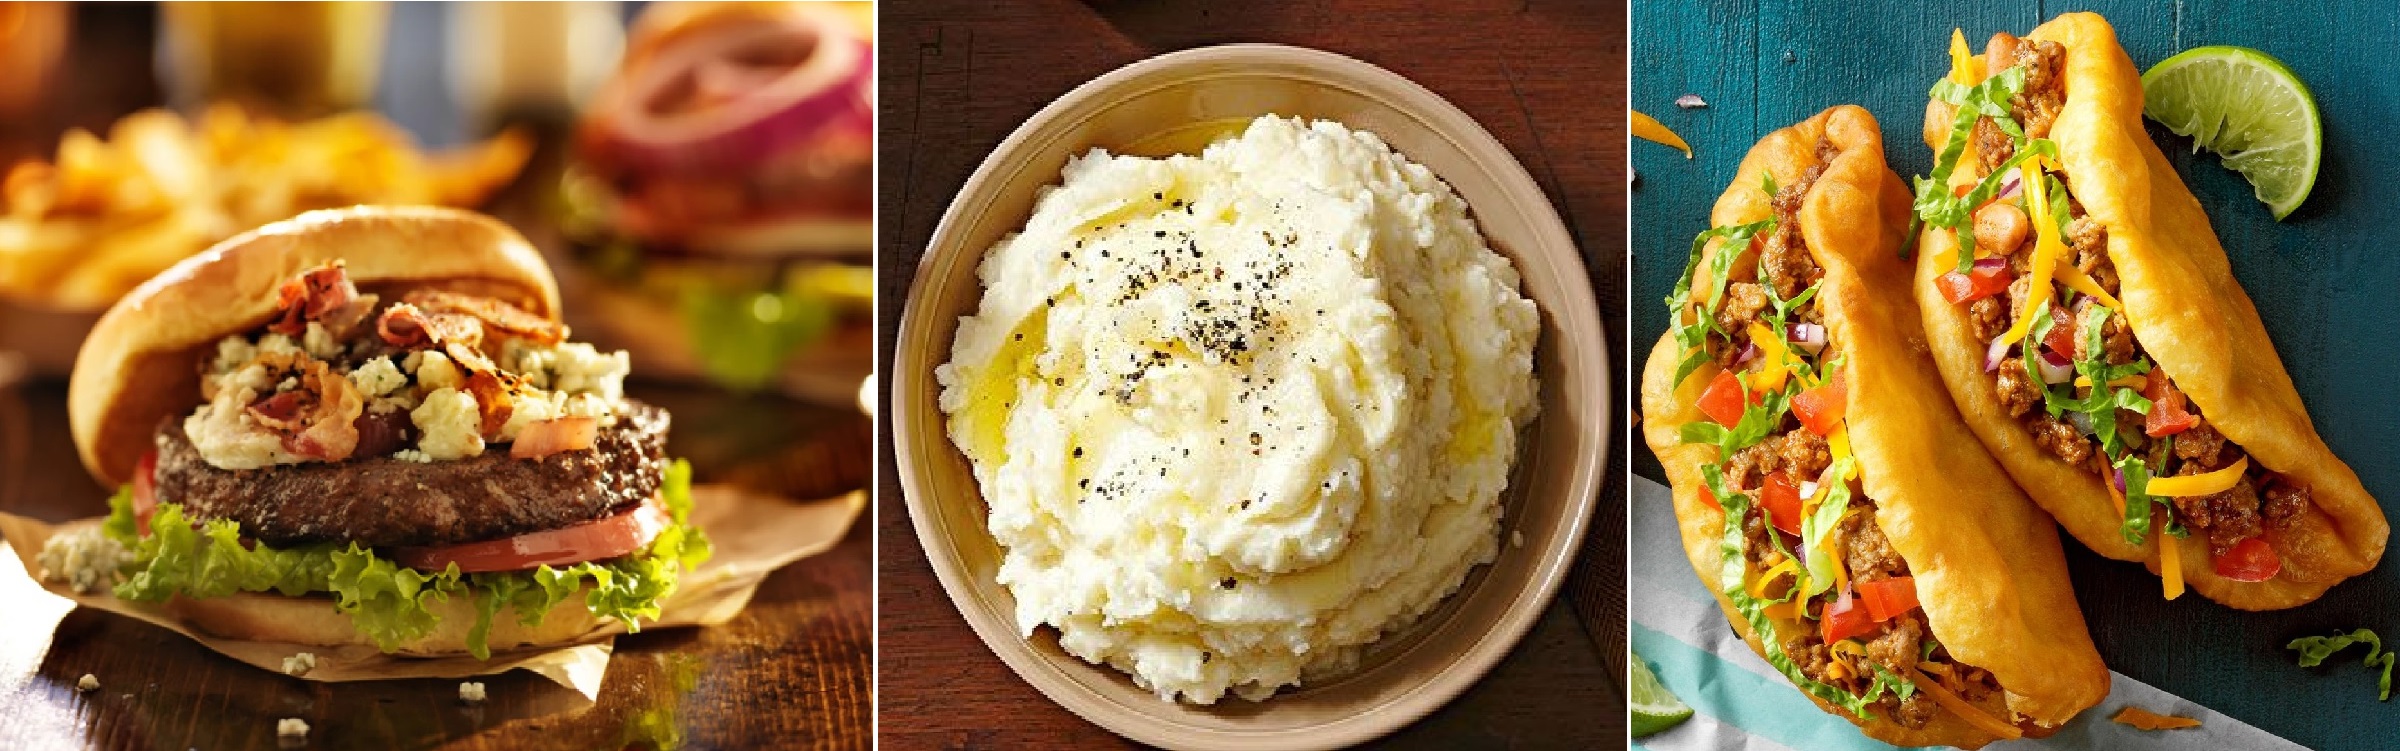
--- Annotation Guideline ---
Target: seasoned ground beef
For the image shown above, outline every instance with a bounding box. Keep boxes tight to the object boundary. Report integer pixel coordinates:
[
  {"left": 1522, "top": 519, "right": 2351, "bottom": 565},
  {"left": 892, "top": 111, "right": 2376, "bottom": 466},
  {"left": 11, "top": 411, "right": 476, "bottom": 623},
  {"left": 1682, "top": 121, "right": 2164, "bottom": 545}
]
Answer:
[
  {"left": 1968, "top": 296, "right": 2010, "bottom": 341},
  {"left": 2010, "top": 38, "right": 2067, "bottom": 139},
  {"left": 1780, "top": 429, "right": 1832, "bottom": 480},
  {"left": 2171, "top": 470, "right": 2264, "bottom": 555},
  {"left": 2066, "top": 216, "right": 2117, "bottom": 295},
  {"left": 1994, "top": 359, "right": 2042, "bottom": 417},
  {"left": 2071, "top": 297, "right": 2135, "bottom": 366},
  {"left": 1974, "top": 115, "right": 2015, "bottom": 172},
  {"left": 155, "top": 401, "right": 670, "bottom": 549},
  {"left": 2028, "top": 415, "right": 2094, "bottom": 468},
  {"left": 2264, "top": 481, "right": 2311, "bottom": 529},
  {"left": 1841, "top": 506, "right": 1907, "bottom": 582},
  {"left": 1716, "top": 282, "right": 1771, "bottom": 348},
  {"left": 1865, "top": 618, "right": 1924, "bottom": 675},
  {"left": 2174, "top": 422, "right": 2227, "bottom": 467}
]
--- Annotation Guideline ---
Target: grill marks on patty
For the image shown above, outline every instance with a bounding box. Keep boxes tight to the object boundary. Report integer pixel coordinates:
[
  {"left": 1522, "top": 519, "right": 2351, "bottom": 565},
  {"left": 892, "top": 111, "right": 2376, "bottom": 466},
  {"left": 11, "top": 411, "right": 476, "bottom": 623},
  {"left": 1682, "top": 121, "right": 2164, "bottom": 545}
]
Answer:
[{"left": 154, "top": 401, "right": 670, "bottom": 549}]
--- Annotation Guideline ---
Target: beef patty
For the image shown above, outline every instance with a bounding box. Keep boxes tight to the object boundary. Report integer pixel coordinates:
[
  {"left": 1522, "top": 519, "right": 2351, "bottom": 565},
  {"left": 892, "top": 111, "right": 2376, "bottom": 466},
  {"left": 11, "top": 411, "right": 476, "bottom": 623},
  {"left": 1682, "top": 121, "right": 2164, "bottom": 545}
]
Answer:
[{"left": 153, "top": 401, "right": 670, "bottom": 549}]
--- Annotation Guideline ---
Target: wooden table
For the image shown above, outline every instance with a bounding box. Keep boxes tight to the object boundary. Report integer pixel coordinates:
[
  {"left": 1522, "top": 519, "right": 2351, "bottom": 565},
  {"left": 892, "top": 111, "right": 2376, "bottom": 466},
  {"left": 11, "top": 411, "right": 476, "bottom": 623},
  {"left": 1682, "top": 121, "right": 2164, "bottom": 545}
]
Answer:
[
  {"left": 1631, "top": 3, "right": 2398, "bottom": 749},
  {"left": 875, "top": 1, "right": 1627, "bottom": 747},
  {"left": 0, "top": 8, "right": 877, "bottom": 747},
  {"left": 0, "top": 381, "right": 875, "bottom": 751}
]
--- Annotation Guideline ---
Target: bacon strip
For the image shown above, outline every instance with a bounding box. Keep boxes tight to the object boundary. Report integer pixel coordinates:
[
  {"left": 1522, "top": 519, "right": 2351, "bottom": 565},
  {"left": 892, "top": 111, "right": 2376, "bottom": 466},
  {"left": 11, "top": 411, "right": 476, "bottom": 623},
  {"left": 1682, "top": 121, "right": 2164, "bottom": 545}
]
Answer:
[
  {"left": 376, "top": 303, "right": 485, "bottom": 350},
  {"left": 268, "top": 262, "right": 361, "bottom": 335},
  {"left": 243, "top": 352, "right": 365, "bottom": 461},
  {"left": 403, "top": 290, "right": 564, "bottom": 345}
]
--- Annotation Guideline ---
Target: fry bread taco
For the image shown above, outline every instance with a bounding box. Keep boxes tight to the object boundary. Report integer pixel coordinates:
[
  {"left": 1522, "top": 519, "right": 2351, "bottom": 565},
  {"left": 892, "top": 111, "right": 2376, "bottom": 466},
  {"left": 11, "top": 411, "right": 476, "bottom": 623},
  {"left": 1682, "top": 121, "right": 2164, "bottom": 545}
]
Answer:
[
  {"left": 1912, "top": 12, "right": 2387, "bottom": 609},
  {"left": 1642, "top": 106, "right": 2108, "bottom": 748}
]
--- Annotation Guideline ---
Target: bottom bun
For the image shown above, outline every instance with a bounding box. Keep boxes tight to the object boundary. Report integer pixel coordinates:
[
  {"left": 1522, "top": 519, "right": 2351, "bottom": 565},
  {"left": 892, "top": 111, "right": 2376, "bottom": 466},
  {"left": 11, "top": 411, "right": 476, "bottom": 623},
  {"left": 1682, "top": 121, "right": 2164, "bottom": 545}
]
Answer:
[{"left": 164, "top": 587, "right": 607, "bottom": 656}]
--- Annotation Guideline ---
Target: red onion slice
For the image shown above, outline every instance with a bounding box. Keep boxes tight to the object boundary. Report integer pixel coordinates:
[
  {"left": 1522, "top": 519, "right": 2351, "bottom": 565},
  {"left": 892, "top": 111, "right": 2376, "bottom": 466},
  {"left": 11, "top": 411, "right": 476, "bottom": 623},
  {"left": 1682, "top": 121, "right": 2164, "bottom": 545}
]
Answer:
[
  {"left": 586, "top": 8, "right": 872, "bottom": 173},
  {"left": 2039, "top": 349, "right": 2075, "bottom": 384},
  {"left": 1788, "top": 322, "right": 1827, "bottom": 355},
  {"left": 1994, "top": 167, "right": 2024, "bottom": 202}
]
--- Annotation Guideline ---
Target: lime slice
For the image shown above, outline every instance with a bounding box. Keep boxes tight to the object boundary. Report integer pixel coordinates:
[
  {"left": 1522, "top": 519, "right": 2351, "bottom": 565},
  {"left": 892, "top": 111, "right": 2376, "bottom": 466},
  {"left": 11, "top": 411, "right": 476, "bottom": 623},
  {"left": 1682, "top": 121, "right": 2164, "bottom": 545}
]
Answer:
[
  {"left": 1630, "top": 650, "right": 1695, "bottom": 737},
  {"left": 2140, "top": 46, "right": 2322, "bottom": 220}
]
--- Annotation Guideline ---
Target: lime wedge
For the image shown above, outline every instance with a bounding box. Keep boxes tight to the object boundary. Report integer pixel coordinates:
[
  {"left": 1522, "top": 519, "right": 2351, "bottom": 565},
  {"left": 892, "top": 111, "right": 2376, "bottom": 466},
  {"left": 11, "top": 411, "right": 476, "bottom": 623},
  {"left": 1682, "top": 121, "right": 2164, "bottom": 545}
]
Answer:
[
  {"left": 1630, "top": 650, "right": 1695, "bottom": 737},
  {"left": 2140, "top": 46, "right": 2322, "bottom": 220}
]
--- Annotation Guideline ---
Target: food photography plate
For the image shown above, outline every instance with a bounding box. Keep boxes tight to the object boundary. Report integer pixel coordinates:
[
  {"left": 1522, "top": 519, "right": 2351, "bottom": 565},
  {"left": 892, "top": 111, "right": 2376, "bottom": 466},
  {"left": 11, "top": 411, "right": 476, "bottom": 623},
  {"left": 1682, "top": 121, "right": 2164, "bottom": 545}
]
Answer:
[{"left": 890, "top": 43, "right": 1609, "bottom": 751}]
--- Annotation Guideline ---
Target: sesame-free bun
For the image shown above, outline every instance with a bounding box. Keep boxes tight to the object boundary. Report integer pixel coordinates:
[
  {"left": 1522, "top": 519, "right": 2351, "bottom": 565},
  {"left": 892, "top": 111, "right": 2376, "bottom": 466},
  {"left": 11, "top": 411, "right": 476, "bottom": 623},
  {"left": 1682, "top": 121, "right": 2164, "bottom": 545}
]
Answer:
[
  {"left": 68, "top": 206, "right": 561, "bottom": 488},
  {"left": 163, "top": 587, "right": 606, "bottom": 657}
]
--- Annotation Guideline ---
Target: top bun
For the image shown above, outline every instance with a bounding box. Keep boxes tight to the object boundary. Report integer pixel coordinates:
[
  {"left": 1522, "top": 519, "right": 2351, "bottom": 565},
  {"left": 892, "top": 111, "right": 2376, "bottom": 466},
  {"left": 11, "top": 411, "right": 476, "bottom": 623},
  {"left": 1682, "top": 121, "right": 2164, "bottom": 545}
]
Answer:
[{"left": 68, "top": 205, "right": 561, "bottom": 487}]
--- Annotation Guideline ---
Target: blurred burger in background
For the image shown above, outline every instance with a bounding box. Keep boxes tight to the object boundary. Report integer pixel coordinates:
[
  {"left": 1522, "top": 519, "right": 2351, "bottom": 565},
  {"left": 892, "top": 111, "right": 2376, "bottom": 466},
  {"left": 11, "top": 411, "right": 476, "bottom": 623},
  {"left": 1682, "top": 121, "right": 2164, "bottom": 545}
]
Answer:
[{"left": 559, "top": 1, "right": 873, "bottom": 402}]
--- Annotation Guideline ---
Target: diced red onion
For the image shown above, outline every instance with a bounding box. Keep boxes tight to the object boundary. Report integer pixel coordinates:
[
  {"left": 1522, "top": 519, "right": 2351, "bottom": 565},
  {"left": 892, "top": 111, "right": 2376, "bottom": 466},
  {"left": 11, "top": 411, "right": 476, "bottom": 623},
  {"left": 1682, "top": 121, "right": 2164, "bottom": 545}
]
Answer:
[
  {"left": 1973, "top": 257, "right": 2009, "bottom": 274},
  {"left": 1799, "top": 480, "right": 1820, "bottom": 500},
  {"left": 1994, "top": 168, "right": 2023, "bottom": 201},
  {"left": 2067, "top": 410, "right": 2095, "bottom": 436},
  {"left": 2039, "top": 350, "right": 2074, "bottom": 384},
  {"left": 1733, "top": 341, "right": 1760, "bottom": 368},
  {"left": 2112, "top": 467, "right": 2127, "bottom": 492},
  {"left": 1985, "top": 335, "right": 2011, "bottom": 372},
  {"left": 1788, "top": 323, "right": 1827, "bottom": 355}
]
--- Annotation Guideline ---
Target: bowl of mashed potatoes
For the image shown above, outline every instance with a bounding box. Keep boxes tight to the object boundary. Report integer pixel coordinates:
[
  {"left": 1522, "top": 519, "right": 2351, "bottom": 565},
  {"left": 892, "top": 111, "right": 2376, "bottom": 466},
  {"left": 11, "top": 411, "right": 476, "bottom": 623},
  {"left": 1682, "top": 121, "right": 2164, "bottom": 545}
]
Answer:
[{"left": 892, "top": 44, "right": 1609, "bottom": 750}]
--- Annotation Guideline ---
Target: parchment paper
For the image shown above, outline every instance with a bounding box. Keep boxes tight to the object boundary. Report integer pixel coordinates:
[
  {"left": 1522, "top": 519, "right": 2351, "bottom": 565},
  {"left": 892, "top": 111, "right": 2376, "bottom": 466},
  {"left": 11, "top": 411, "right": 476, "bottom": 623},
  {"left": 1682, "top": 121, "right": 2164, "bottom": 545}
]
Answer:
[
  {"left": 0, "top": 484, "right": 863, "bottom": 701},
  {"left": 1629, "top": 476, "right": 2301, "bottom": 750}
]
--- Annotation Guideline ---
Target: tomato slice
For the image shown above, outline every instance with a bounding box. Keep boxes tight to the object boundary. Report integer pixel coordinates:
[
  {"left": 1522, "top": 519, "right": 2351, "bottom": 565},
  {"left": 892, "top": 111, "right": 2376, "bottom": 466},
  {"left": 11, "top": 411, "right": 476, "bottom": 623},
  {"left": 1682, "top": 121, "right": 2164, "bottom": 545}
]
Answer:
[
  {"left": 1791, "top": 371, "right": 1847, "bottom": 437},
  {"left": 2143, "top": 374, "right": 2201, "bottom": 437},
  {"left": 2213, "top": 537, "right": 2282, "bottom": 582},
  {"left": 1760, "top": 471, "right": 1803, "bottom": 536},
  {"left": 393, "top": 501, "right": 669, "bottom": 573},
  {"left": 1697, "top": 482, "right": 1722, "bottom": 513},
  {"left": 1856, "top": 576, "right": 1921, "bottom": 622},
  {"left": 1697, "top": 370, "right": 1757, "bottom": 426},
  {"left": 1935, "top": 265, "right": 2012, "bottom": 304},
  {"left": 132, "top": 450, "right": 159, "bottom": 537},
  {"left": 1821, "top": 586, "right": 1876, "bottom": 643}
]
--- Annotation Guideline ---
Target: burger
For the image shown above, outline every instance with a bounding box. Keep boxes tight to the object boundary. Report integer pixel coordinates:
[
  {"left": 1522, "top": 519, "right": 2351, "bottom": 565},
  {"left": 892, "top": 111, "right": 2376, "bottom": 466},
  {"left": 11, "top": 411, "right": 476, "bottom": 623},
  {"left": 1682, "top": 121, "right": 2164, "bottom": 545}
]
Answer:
[
  {"left": 63, "top": 205, "right": 709, "bottom": 658},
  {"left": 559, "top": 1, "right": 873, "bottom": 400}
]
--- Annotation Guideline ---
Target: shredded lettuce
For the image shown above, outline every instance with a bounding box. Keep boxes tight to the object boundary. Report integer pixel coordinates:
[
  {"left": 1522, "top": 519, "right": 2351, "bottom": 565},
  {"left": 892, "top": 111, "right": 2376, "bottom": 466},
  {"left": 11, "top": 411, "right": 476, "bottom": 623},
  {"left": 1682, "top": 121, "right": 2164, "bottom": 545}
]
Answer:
[
  {"left": 1707, "top": 468, "right": 1906, "bottom": 719},
  {"left": 2289, "top": 629, "right": 2396, "bottom": 701},
  {"left": 1907, "top": 65, "right": 2030, "bottom": 261},
  {"left": 1678, "top": 373, "right": 1794, "bottom": 457},
  {"left": 103, "top": 459, "right": 710, "bottom": 659},
  {"left": 1666, "top": 219, "right": 1778, "bottom": 385},
  {"left": 1798, "top": 457, "right": 1857, "bottom": 599}
]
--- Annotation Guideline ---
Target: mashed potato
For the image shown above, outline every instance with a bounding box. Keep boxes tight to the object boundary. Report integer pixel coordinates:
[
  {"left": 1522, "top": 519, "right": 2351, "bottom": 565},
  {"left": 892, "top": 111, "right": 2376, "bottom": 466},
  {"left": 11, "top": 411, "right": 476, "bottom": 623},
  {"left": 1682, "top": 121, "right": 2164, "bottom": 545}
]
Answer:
[{"left": 937, "top": 115, "right": 1540, "bottom": 704}]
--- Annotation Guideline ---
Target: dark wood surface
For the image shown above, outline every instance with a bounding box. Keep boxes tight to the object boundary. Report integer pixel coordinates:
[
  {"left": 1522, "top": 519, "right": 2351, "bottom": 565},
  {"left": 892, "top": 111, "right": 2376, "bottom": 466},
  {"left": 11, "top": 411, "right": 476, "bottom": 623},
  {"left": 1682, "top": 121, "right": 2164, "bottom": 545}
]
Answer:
[
  {"left": 1630, "top": 3, "right": 2398, "bottom": 749},
  {"left": 875, "top": 1, "right": 1628, "bottom": 747},
  {"left": 0, "top": 6, "right": 876, "bottom": 749}
]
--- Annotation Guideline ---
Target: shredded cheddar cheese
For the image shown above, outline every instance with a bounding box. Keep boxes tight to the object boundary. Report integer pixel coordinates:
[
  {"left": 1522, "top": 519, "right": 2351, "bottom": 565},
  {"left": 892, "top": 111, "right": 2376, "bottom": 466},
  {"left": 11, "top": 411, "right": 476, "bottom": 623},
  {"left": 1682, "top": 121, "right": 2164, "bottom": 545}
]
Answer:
[
  {"left": 2075, "top": 374, "right": 2149, "bottom": 390},
  {"left": 1746, "top": 322, "right": 1794, "bottom": 392},
  {"left": 1632, "top": 110, "right": 1694, "bottom": 158},
  {"left": 2054, "top": 262, "right": 2124, "bottom": 309},
  {"left": 2160, "top": 533, "right": 2186, "bottom": 600},
  {"left": 2112, "top": 707, "right": 2204, "bottom": 731},
  {"left": 2000, "top": 157, "right": 2065, "bottom": 345},
  {"left": 1948, "top": 29, "right": 1985, "bottom": 85},
  {"left": 2146, "top": 457, "right": 2251, "bottom": 496},
  {"left": 1750, "top": 559, "right": 1800, "bottom": 600},
  {"left": 1910, "top": 670, "right": 2024, "bottom": 740}
]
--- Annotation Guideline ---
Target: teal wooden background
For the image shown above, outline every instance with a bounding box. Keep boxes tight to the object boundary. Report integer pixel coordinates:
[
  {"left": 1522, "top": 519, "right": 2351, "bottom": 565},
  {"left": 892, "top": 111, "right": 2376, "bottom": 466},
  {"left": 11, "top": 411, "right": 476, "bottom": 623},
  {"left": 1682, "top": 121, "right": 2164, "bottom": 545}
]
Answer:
[{"left": 1631, "top": 3, "right": 2400, "bottom": 749}]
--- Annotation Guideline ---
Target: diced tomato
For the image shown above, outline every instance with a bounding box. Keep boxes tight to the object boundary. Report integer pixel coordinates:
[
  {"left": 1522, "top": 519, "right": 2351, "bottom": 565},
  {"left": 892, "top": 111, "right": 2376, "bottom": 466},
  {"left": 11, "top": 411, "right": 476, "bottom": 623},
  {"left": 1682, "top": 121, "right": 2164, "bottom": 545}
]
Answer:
[
  {"left": 1952, "top": 182, "right": 1973, "bottom": 198},
  {"left": 132, "top": 450, "right": 158, "bottom": 537},
  {"left": 1935, "top": 265, "right": 2012, "bottom": 304},
  {"left": 1697, "top": 483, "right": 1722, "bottom": 513},
  {"left": 1697, "top": 370, "right": 1756, "bottom": 426},
  {"left": 1857, "top": 576, "right": 1921, "bottom": 622},
  {"left": 393, "top": 500, "right": 670, "bottom": 573},
  {"left": 2143, "top": 375, "right": 2201, "bottom": 437},
  {"left": 1791, "top": 372, "right": 1847, "bottom": 436},
  {"left": 1760, "top": 471, "right": 1803, "bottom": 536},
  {"left": 1821, "top": 587, "right": 1876, "bottom": 643},
  {"left": 2040, "top": 307, "right": 2076, "bottom": 360},
  {"left": 2213, "top": 537, "right": 2282, "bottom": 582}
]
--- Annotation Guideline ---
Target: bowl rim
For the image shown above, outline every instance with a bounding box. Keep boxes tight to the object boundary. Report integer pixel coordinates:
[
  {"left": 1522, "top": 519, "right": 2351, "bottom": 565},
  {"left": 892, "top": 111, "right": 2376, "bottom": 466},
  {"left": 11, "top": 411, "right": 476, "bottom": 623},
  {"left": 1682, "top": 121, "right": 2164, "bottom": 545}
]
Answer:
[{"left": 891, "top": 42, "right": 1611, "bottom": 750}]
